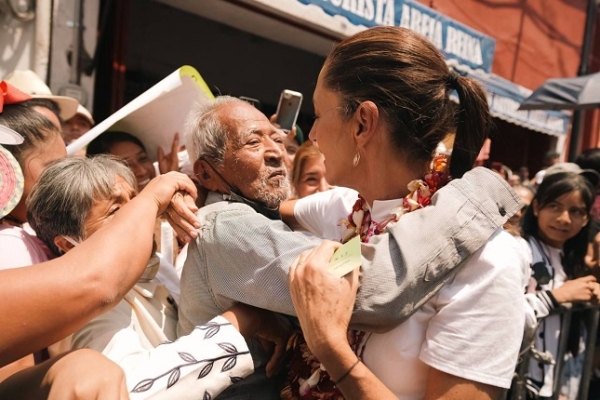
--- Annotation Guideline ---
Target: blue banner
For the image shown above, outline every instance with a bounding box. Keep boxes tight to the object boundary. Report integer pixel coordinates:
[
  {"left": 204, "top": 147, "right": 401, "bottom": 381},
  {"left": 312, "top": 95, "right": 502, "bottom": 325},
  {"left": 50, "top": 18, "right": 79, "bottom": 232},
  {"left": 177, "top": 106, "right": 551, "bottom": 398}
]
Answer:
[{"left": 296, "top": 0, "right": 496, "bottom": 73}]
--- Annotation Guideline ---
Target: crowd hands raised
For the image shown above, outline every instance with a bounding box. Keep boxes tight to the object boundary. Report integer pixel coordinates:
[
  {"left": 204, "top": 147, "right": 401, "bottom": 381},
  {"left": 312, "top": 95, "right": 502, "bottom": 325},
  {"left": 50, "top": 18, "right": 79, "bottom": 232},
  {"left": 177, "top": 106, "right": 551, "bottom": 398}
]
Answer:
[{"left": 1, "top": 25, "right": 595, "bottom": 400}]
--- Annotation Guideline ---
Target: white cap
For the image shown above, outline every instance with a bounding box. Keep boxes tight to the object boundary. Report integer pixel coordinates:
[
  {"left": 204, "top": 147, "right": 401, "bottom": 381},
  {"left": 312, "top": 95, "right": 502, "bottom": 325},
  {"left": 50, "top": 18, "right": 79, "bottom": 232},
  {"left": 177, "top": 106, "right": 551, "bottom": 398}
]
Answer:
[
  {"left": 3, "top": 70, "right": 79, "bottom": 120},
  {"left": 73, "top": 104, "right": 94, "bottom": 125},
  {"left": 0, "top": 125, "right": 23, "bottom": 145}
]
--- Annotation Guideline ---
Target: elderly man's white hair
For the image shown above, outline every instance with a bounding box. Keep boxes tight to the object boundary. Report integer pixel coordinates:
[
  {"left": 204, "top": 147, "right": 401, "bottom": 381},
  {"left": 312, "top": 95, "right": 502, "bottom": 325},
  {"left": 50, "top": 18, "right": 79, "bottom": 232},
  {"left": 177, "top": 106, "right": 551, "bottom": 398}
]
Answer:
[{"left": 184, "top": 96, "right": 250, "bottom": 165}]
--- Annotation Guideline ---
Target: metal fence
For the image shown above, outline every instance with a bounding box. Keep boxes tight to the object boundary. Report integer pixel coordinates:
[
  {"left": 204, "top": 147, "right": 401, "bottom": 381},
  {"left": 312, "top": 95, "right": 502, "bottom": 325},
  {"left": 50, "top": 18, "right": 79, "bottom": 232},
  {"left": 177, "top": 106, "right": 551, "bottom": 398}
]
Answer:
[{"left": 507, "top": 302, "right": 600, "bottom": 400}]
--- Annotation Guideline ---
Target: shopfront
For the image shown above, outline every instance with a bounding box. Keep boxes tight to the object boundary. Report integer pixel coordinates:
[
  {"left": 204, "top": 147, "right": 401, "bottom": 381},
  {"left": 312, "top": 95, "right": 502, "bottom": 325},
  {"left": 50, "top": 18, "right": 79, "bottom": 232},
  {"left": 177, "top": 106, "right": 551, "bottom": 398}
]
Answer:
[{"left": 96, "top": 0, "right": 571, "bottom": 171}]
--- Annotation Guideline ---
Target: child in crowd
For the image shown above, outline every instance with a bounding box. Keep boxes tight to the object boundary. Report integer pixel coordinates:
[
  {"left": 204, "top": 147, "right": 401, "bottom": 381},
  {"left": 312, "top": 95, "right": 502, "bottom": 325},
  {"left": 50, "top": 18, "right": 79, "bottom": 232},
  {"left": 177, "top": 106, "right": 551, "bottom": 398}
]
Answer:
[{"left": 523, "top": 171, "right": 600, "bottom": 399}]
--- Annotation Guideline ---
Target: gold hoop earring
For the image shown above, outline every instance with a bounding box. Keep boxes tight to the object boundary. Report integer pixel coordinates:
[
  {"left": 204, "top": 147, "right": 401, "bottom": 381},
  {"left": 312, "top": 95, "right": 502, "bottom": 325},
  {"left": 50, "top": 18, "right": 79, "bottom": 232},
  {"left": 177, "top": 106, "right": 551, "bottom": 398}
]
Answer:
[{"left": 353, "top": 152, "right": 361, "bottom": 167}]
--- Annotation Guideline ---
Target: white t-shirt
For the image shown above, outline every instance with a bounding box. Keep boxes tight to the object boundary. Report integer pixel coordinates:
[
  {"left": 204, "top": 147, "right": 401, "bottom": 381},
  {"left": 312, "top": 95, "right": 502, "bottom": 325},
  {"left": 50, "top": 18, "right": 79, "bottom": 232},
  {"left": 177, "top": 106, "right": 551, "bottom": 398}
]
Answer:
[{"left": 294, "top": 189, "right": 528, "bottom": 398}]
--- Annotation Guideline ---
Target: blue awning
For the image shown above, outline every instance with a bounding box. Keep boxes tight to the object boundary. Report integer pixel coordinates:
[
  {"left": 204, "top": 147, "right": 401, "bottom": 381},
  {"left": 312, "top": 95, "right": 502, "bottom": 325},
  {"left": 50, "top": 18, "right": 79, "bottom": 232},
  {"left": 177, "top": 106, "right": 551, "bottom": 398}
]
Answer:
[{"left": 451, "top": 64, "right": 571, "bottom": 137}]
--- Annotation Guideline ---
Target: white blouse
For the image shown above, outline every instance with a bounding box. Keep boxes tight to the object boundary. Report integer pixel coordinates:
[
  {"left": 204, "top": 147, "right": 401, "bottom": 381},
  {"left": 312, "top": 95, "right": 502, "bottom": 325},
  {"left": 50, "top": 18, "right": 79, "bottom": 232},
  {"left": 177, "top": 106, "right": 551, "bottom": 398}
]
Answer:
[{"left": 295, "top": 187, "right": 528, "bottom": 398}]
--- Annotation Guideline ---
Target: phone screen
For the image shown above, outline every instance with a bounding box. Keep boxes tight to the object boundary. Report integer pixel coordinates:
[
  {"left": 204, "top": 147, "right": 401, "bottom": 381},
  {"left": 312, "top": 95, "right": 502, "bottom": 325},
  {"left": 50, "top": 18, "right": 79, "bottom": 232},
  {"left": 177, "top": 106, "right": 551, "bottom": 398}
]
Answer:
[{"left": 275, "top": 90, "right": 303, "bottom": 131}]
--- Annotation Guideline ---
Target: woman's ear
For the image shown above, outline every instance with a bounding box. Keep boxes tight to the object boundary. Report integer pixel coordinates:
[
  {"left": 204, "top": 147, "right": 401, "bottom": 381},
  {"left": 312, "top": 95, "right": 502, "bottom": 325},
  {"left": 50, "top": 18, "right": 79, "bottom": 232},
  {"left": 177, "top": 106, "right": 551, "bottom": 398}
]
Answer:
[
  {"left": 353, "top": 101, "right": 379, "bottom": 148},
  {"left": 54, "top": 236, "right": 76, "bottom": 254}
]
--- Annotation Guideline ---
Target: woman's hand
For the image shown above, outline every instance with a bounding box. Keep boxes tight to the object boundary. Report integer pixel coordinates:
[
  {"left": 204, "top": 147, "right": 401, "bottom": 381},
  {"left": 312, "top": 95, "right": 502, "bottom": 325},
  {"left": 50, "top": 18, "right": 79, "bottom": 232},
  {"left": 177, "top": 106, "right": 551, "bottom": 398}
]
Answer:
[
  {"left": 45, "top": 349, "right": 129, "bottom": 400},
  {"left": 0, "top": 349, "right": 129, "bottom": 400},
  {"left": 221, "top": 303, "right": 292, "bottom": 378},
  {"left": 158, "top": 133, "right": 181, "bottom": 175},
  {"left": 288, "top": 241, "right": 359, "bottom": 358},
  {"left": 137, "top": 172, "right": 200, "bottom": 242},
  {"left": 551, "top": 275, "right": 600, "bottom": 303}
]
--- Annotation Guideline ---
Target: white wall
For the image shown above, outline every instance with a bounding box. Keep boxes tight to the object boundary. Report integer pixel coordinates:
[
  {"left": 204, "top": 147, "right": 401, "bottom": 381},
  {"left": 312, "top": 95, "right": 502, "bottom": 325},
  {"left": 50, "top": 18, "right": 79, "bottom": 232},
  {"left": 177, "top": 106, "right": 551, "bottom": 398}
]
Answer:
[
  {"left": 49, "top": 0, "right": 100, "bottom": 110},
  {"left": 0, "top": 17, "right": 36, "bottom": 79}
]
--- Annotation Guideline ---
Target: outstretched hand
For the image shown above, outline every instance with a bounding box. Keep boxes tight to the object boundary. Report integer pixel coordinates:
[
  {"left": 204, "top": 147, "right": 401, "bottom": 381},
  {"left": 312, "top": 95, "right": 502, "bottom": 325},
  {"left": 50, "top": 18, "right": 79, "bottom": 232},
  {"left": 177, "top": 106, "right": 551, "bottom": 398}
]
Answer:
[
  {"left": 288, "top": 241, "right": 359, "bottom": 358},
  {"left": 137, "top": 171, "right": 200, "bottom": 242}
]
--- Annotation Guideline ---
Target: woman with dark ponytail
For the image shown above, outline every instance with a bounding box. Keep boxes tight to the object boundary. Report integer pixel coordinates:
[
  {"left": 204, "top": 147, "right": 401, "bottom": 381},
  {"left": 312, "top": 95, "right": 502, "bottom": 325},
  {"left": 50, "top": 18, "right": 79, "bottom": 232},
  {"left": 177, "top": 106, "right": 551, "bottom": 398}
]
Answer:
[{"left": 286, "top": 26, "right": 528, "bottom": 399}]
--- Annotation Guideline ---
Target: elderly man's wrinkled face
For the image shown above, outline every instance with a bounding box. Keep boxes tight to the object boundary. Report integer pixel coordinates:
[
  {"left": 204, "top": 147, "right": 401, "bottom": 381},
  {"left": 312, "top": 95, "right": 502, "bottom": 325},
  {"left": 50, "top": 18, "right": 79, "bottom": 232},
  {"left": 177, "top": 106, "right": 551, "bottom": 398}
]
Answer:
[{"left": 217, "top": 102, "right": 290, "bottom": 208}]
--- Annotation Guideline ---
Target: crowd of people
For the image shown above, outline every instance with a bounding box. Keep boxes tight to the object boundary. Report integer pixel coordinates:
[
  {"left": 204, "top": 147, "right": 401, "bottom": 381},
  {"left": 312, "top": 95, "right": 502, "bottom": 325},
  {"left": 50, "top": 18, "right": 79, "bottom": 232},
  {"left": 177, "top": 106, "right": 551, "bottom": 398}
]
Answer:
[{"left": 0, "top": 25, "right": 599, "bottom": 400}]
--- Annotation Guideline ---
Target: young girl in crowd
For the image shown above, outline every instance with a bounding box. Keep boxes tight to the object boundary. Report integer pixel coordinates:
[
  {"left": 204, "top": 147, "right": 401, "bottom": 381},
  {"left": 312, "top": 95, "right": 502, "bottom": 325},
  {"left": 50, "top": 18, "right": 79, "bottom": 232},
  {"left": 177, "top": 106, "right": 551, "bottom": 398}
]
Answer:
[{"left": 522, "top": 171, "right": 600, "bottom": 399}]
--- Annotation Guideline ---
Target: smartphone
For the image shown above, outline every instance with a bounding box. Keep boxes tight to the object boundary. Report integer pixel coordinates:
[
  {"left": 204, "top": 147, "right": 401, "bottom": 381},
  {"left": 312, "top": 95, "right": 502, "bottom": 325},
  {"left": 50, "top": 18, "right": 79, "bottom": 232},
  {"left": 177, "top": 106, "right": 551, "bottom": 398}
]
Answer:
[{"left": 275, "top": 90, "right": 303, "bottom": 132}]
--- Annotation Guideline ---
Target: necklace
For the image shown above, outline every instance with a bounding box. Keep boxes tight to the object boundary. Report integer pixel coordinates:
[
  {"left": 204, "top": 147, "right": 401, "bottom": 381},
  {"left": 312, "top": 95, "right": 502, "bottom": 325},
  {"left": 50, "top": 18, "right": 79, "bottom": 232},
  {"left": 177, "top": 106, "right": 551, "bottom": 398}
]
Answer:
[{"left": 282, "top": 155, "right": 451, "bottom": 399}]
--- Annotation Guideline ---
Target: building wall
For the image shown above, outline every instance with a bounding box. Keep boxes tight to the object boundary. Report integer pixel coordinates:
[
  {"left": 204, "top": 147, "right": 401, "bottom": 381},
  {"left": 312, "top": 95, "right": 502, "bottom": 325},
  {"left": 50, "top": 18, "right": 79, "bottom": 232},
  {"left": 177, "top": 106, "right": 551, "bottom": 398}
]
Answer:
[
  {"left": 122, "top": 0, "right": 325, "bottom": 126},
  {"left": 0, "top": 15, "right": 36, "bottom": 78},
  {"left": 419, "top": 0, "right": 587, "bottom": 88},
  {"left": 50, "top": 0, "right": 100, "bottom": 110}
]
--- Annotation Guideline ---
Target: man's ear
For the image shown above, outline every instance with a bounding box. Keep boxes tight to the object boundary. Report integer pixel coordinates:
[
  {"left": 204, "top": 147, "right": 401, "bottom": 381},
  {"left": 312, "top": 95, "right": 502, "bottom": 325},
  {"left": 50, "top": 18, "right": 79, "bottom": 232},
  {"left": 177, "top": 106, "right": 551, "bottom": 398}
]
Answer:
[
  {"left": 54, "top": 236, "right": 76, "bottom": 254},
  {"left": 353, "top": 101, "right": 379, "bottom": 148},
  {"left": 194, "top": 159, "right": 229, "bottom": 193}
]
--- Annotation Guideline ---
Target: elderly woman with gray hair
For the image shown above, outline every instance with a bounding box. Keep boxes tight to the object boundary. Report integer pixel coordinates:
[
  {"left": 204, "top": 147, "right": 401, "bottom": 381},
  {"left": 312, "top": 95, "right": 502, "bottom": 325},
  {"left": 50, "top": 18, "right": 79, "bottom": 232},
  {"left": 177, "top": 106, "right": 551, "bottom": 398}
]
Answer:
[{"left": 26, "top": 156, "right": 290, "bottom": 400}]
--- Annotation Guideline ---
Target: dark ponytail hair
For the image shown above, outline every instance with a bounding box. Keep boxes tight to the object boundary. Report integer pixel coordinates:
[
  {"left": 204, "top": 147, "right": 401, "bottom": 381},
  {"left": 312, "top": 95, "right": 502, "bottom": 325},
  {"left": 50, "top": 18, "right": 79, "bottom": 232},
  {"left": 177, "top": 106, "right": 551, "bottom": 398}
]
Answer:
[
  {"left": 522, "top": 172, "right": 594, "bottom": 278},
  {"left": 322, "top": 26, "right": 491, "bottom": 178},
  {"left": 451, "top": 73, "right": 491, "bottom": 178}
]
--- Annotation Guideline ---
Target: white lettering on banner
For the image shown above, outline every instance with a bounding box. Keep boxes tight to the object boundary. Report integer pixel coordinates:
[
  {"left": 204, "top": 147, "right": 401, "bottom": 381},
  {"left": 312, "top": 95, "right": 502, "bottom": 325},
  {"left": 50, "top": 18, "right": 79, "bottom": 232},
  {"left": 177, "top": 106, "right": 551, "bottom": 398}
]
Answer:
[
  {"left": 338, "top": 0, "right": 375, "bottom": 19},
  {"left": 375, "top": 0, "right": 394, "bottom": 26},
  {"left": 321, "top": 0, "right": 487, "bottom": 68},
  {"left": 364, "top": 0, "right": 375, "bottom": 20},
  {"left": 399, "top": 4, "right": 442, "bottom": 48},
  {"left": 445, "top": 26, "right": 483, "bottom": 66},
  {"left": 325, "top": 0, "right": 378, "bottom": 23}
]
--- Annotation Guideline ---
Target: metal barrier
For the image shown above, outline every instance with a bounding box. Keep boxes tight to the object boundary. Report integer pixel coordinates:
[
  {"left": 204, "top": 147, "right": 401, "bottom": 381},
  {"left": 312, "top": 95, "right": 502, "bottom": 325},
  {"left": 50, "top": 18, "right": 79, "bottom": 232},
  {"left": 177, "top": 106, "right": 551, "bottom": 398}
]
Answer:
[{"left": 508, "top": 302, "right": 600, "bottom": 400}]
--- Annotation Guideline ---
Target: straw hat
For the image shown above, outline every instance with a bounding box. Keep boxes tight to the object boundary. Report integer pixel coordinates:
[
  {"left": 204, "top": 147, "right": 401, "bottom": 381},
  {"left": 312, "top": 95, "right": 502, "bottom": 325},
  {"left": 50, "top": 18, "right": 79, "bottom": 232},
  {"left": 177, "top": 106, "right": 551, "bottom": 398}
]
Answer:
[
  {"left": 0, "top": 144, "right": 24, "bottom": 219},
  {"left": 4, "top": 70, "right": 79, "bottom": 120}
]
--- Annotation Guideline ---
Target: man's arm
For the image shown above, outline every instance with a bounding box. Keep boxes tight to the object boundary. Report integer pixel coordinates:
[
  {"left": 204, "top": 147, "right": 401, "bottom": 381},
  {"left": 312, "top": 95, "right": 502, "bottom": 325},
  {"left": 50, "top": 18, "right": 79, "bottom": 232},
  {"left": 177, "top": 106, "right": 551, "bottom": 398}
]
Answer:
[{"left": 192, "top": 168, "right": 520, "bottom": 333}]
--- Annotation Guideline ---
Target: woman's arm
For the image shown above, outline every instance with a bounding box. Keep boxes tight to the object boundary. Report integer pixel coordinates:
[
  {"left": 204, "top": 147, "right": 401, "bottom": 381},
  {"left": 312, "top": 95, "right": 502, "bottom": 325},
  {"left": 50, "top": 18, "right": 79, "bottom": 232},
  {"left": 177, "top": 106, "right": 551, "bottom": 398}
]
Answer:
[
  {"left": 279, "top": 199, "right": 301, "bottom": 230},
  {"left": 423, "top": 369, "right": 500, "bottom": 400},
  {"left": 0, "top": 172, "right": 199, "bottom": 366},
  {"left": 289, "top": 241, "right": 397, "bottom": 400}
]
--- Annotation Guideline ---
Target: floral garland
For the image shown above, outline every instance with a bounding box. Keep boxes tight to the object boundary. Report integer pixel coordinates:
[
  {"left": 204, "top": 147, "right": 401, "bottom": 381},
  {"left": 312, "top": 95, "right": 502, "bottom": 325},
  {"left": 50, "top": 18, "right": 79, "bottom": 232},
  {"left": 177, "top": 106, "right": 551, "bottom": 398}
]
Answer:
[
  {"left": 341, "top": 155, "right": 450, "bottom": 243},
  {"left": 281, "top": 155, "right": 451, "bottom": 399}
]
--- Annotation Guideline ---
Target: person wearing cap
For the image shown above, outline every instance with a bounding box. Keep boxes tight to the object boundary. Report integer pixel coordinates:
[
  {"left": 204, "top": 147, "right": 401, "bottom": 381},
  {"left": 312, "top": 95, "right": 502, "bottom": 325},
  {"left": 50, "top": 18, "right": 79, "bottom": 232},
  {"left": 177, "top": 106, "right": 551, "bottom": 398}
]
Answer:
[
  {"left": 62, "top": 104, "right": 94, "bottom": 145},
  {"left": 543, "top": 162, "right": 600, "bottom": 187},
  {"left": 3, "top": 69, "right": 79, "bottom": 129},
  {"left": 531, "top": 151, "right": 561, "bottom": 188}
]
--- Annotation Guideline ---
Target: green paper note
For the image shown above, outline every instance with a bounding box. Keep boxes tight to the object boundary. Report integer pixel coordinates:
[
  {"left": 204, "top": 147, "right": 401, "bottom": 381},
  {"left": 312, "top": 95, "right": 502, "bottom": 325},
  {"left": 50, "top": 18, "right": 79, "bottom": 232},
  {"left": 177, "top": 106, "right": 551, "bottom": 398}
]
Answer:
[{"left": 329, "top": 236, "right": 362, "bottom": 278}]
